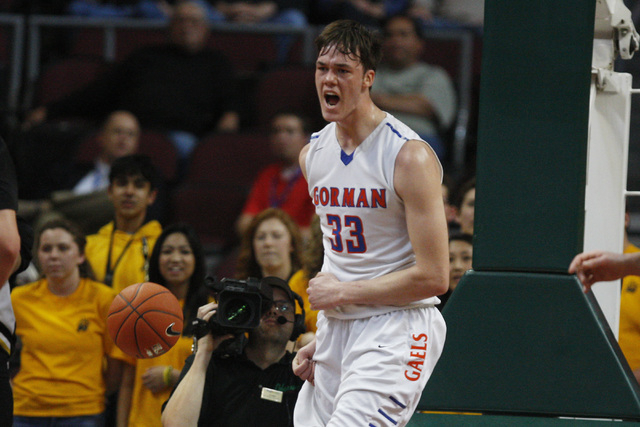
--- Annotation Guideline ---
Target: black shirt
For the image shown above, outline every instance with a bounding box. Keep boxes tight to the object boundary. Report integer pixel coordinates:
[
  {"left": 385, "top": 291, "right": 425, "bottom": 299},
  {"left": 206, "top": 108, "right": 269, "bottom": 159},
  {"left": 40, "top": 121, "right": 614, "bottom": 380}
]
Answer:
[{"left": 172, "top": 349, "right": 303, "bottom": 427}]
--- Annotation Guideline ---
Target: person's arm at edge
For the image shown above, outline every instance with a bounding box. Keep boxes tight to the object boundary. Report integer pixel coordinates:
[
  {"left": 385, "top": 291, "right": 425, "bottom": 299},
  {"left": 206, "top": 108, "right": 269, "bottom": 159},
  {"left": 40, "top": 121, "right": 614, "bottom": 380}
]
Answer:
[
  {"left": 0, "top": 209, "right": 19, "bottom": 288},
  {"left": 161, "top": 346, "right": 212, "bottom": 427},
  {"left": 116, "top": 361, "right": 135, "bottom": 427},
  {"left": 568, "top": 250, "right": 640, "bottom": 292},
  {"left": 303, "top": 140, "right": 450, "bottom": 309},
  {"left": 162, "top": 303, "right": 234, "bottom": 427}
]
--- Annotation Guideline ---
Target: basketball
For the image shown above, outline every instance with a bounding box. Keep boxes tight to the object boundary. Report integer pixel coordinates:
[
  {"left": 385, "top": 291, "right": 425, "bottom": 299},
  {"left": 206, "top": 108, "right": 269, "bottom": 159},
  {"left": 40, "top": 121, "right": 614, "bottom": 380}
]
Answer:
[{"left": 107, "top": 282, "right": 183, "bottom": 359}]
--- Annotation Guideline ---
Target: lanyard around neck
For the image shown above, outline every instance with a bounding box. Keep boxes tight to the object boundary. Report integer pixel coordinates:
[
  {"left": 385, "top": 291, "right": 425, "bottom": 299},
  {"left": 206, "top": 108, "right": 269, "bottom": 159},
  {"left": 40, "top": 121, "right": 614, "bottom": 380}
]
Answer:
[{"left": 104, "top": 225, "right": 143, "bottom": 287}]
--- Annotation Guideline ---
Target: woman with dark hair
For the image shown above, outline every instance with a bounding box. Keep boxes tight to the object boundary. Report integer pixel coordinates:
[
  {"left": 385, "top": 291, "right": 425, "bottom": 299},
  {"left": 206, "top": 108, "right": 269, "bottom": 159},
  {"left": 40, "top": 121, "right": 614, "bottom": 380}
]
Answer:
[
  {"left": 11, "top": 218, "right": 130, "bottom": 427},
  {"left": 119, "top": 222, "right": 209, "bottom": 427},
  {"left": 236, "top": 208, "right": 304, "bottom": 281}
]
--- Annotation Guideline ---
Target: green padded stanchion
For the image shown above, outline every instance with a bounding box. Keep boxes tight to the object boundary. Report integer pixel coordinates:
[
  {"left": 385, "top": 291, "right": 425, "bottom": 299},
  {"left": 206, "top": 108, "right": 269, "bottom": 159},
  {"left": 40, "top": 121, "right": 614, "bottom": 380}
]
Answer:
[
  {"left": 419, "top": 272, "right": 640, "bottom": 419},
  {"left": 417, "top": 0, "right": 640, "bottom": 422}
]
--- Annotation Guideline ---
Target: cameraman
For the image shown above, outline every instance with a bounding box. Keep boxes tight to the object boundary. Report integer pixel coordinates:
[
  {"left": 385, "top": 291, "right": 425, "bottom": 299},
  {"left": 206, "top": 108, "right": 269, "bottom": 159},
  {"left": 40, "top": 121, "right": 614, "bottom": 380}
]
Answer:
[{"left": 162, "top": 278, "right": 304, "bottom": 427}]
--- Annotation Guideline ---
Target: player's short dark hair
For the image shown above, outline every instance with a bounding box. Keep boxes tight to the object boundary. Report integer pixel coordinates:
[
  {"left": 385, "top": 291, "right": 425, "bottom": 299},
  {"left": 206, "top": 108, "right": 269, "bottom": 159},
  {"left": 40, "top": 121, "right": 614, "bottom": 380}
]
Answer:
[
  {"left": 315, "top": 19, "right": 383, "bottom": 72},
  {"left": 109, "top": 154, "right": 159, "bottom": 190}
]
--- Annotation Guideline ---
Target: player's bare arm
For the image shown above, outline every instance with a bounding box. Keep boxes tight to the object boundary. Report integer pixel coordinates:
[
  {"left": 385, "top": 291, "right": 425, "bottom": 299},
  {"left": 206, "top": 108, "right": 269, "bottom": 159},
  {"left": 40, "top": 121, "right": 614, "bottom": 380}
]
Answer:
[
  {"left": 0, "top": 209, "right": 19, "bottom": 288},
  {"left": 298, "top": 143, "right": 311, "bottom": 181},
  {"left": 569, "top": 250, "right": 640, "bottom": 291},
  {"left": 306, "top": 140, "right": 449, "bottom": 310}
]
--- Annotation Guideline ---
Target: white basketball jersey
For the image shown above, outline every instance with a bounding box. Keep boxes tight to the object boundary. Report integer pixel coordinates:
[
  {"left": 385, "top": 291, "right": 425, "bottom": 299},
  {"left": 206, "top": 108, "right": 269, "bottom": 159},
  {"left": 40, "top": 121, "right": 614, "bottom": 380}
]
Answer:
[{"left": 306, "top": 113, "right": 443, "bottom": 319}]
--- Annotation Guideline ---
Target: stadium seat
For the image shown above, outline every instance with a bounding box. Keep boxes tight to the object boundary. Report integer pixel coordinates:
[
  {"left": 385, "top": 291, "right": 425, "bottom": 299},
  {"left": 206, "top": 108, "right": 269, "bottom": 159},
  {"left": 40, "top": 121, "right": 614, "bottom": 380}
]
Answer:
[
  {"left": 32, "top": 56, "right": 109, "bottom": 106},
  {"left": 208, "top": 31, "right": 278, "bottom": 76},
  {"left": 115, "top": 27, "right": 167, "bottom": 61},
  {"left": 253, "top": 65, "right": 322, "bottom": 131},
  {"left": 170, "top": 132, "right": 272, "bottom": 251}
]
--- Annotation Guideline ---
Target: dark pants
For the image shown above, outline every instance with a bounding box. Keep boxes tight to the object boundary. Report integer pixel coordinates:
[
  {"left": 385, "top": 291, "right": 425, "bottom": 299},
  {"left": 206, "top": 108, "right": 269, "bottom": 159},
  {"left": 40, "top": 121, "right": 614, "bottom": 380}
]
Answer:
[
  {"left": 13, "top": 414, "right": 104, "bottom": 427},
  {"left": 0, "top": 348, "right": 12, "bottom": 427}
]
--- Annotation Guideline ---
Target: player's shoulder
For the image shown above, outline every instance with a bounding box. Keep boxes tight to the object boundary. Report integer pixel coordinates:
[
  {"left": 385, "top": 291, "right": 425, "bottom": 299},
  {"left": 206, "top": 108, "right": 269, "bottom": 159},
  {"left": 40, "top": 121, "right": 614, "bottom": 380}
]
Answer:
[
  {"left": 309, "top": 122, "right": 335, "bottom": 146},
  {"left": 380, "top": 113, "right": 421, "bottom": 142}
]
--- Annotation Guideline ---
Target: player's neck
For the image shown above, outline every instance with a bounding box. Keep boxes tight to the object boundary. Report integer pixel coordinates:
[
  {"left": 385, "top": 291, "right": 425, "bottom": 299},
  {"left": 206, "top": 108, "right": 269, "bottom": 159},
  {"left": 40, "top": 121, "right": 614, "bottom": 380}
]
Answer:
[{"left": 336, "top": 103, "right": 386, "bottom": 152}]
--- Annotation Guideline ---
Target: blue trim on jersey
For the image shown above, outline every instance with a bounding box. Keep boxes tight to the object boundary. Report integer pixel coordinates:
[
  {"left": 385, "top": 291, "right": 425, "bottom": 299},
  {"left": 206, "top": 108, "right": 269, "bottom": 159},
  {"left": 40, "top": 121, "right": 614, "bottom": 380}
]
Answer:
[
  {"left": 389, "top": 395, "right": 406, "bottom": 408},
  {"left": 310, "top": 134, "right": 319, "bottom": 140},
  {"left": 340, "top": 149, "right": 354, "bottom": 165},
  {"left": 378, "top": 409, "right": 398, "bottom": 425},
  {"left": 385, "top": 122, "right": 409, "bottom": 141}
]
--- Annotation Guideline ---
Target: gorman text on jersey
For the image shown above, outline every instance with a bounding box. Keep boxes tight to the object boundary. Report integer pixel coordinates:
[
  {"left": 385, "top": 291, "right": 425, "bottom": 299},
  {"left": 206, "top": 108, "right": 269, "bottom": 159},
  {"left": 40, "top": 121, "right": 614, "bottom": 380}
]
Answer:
[{"left": 312, "top": 187, "right": 387, "bottom": 208}]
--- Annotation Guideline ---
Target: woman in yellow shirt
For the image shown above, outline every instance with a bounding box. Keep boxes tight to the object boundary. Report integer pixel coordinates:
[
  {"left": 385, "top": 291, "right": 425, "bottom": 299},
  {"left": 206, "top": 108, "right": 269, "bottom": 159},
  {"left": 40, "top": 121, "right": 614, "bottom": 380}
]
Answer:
[
  {"left": 11, "top": 219, "right": 130, "bottom": 427},
  {"left": 236, "top": 208, "right": 317, "bottom": 346},
  {"left": 118, "top": 223, "right": 209, "bottom": 427}
]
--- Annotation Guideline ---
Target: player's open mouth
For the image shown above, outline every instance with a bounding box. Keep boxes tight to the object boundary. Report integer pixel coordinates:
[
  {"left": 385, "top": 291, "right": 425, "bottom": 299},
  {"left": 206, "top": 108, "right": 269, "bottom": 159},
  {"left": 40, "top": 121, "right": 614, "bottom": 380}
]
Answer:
[{"left": 325, "top": 94, "right": 339, "bottom": 106}]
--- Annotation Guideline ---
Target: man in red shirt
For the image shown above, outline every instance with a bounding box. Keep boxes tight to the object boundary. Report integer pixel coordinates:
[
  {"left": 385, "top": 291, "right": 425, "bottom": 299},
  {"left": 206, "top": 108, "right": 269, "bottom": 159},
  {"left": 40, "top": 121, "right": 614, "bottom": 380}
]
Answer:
[{"left": 236, "top": 111, "right": 315, "bottom": 237}]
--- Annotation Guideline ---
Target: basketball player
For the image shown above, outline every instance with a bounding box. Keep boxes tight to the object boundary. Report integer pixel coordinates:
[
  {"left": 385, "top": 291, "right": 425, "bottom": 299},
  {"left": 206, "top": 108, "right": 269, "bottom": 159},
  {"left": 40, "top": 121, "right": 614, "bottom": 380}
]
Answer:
[
  {"left": 292, "top": 20, "right": 449, "bottom": 426},
  {"left": 0, "top": 136, "right": 20, "bottom": 426}
]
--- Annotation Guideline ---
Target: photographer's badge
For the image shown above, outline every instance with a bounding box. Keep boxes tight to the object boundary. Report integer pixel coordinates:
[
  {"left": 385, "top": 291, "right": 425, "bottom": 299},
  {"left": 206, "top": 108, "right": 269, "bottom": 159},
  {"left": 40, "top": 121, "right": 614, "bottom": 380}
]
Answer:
[{"left": 260, "top": 387, "right": 283, "bottom": 403}]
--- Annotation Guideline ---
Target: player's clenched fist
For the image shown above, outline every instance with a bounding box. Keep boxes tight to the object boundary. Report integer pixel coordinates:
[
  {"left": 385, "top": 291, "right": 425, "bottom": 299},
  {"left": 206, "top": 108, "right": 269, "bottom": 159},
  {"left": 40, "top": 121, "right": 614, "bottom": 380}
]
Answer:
[
  {"left": 293, "top": 339, "right": 316, "bottom": 385},
  {"left": 307, "top": 272, "right": 343, "bottom": 310}
]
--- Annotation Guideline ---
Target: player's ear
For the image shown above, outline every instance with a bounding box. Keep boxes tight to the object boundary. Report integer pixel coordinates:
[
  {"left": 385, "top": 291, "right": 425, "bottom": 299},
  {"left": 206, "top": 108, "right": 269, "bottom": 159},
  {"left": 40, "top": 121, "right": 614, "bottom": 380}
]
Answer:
[{"left": 363, "top": 69, "right": 375, "bottom": 89}]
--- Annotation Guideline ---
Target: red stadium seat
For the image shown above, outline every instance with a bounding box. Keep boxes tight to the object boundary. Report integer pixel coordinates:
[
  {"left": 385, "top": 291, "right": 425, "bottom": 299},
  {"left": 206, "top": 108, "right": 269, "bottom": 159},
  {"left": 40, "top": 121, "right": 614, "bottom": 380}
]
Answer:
[
  {"left": 170, "top": 132, "right": 272, "bottom": 250},
  {"left": 33, "top": 56, "right": 109, "bottom": 106},
  {"left": 254, "top": 65, "right": 322, "bottom": 131},
  {"left": 208, "top": 32, "right": 278, "bottom": 75},
  {"left": 115, "top": 27, "right": 167, "bottom": 61}
]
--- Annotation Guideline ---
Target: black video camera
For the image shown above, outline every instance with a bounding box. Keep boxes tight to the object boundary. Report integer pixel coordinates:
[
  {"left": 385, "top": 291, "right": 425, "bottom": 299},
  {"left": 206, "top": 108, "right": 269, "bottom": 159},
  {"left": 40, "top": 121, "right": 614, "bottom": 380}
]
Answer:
[{"left": 195, "top": 277, "right": 274, "bottom": 337}]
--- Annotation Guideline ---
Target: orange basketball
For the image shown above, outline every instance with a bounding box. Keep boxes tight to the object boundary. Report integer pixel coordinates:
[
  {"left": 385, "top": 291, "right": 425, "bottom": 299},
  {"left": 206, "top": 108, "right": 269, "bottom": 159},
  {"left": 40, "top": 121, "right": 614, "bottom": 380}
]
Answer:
[{"left": 107, "top": 282, "right": 183, "bottom": 359}]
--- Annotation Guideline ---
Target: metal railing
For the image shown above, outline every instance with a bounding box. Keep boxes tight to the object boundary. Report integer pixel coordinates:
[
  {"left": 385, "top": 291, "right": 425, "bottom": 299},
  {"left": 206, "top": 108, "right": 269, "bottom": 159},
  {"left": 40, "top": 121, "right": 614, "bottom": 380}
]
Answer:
[{"left": 18, "top": 15, "right": 474, "bottom": 176}]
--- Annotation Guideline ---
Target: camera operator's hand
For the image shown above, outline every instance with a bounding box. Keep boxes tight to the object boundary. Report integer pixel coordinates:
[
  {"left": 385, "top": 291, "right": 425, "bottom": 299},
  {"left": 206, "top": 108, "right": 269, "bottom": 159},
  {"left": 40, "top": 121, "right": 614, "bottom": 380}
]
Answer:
[
  {"left": 293, "top": 338, "right": 316, "bottom": 385},
  {"left": 163, "top": 302, "right": 234, "bottom": 427},
  {"left": 195, "top": 302, "right": 235, "bottom": 353}
]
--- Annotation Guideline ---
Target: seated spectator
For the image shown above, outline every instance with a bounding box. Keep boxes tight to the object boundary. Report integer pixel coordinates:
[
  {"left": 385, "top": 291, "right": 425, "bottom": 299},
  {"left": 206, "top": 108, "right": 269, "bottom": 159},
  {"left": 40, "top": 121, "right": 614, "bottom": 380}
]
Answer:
[
  {"left": 84, "top": 154, "right": 163, "bottom": 294},
  {"left": 161, "top": 276, "right": 305, "bottom": 426},
  {"left": 453, "top": 176, "right": 474, "bottom": 235},
  {"left": 370, "top": 14, "right": 457, "bottom": 159},
  {"left": 118, "top": 223, "right": 209, "bottom": 427},
  {"left": 235, "top": 111, "right": 315, "bottom": 238},
  {"left": 236, "top": 208, "right": 303, "bottom": 282},
  {"left": 11, "top": 218, "right": 131, "bottom": 427},
  {"left": 314, "top": 0, "right": 408, "bottom": 27},
  {"left": 206, "top": 0, "right": 310, "bottom": 63},
  {"left": 18, "top": 110, "right": 141, "bottom": 234},
  {"left": 408, "top": 0, "right": 484, "bottom": 31},
  {"left": 66, "top": 0, "right": 172, "bottom": 19},
  {"left": 437, "top": 232, "right": 472, "bottom": 310},
  {"left": 24, "top": 0, "right": 240, "bottom": 170}
]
